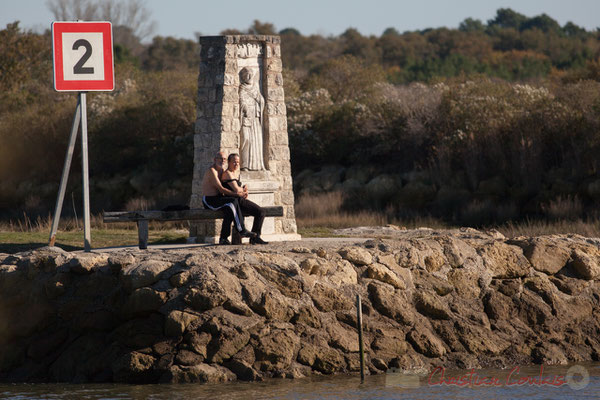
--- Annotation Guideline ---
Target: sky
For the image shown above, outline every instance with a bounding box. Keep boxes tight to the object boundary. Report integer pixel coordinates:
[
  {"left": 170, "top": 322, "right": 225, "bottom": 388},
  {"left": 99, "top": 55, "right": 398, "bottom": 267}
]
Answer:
[{"left": 1, "top": 0, "right": 599, "bottom": 42}]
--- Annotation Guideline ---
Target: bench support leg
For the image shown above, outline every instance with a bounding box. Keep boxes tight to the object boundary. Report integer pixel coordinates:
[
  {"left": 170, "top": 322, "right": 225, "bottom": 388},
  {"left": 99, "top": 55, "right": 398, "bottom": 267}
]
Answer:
[
  {"left": 232, "top": 230, "right": 242, "bottom": 245},
  {"left": 137, "top": 220, "right": 149, "bottom": 249}
]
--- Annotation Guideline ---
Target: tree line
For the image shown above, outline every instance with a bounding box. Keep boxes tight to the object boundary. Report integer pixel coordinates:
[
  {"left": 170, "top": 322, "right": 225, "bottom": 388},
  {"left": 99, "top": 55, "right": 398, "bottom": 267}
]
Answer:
[
  {"left": 120, "top": 8, "right": 600, "bottom": 82},
  {"left": 1, "top": 7, "right": 600, "bottom": 225}
]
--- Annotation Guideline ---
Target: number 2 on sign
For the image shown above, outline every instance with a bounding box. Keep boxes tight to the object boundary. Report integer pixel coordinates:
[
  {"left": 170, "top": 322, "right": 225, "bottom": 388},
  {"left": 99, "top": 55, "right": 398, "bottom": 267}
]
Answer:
[{"left": 72, "top": 39, "right": 94, "bottom": 74}]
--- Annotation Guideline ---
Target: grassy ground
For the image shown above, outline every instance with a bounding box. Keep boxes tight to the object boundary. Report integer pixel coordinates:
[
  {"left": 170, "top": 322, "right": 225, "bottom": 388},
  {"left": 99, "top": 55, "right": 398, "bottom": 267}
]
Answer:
[
  {"left": 4, "top": 217, "right": 598, "bottom": 255},
  {"left": 0, "top": 227, "right": 337, "bottom": 254},
  {"left": 2, "top": 191, "right": 599, "bottom": 254},
  {"left": 0, "top": 229, "right": 189, "bottom": 254}
]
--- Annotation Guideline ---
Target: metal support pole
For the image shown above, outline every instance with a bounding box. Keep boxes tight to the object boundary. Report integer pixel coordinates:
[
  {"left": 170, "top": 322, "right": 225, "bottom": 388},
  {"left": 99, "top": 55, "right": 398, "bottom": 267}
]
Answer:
[
  {"left": 357, "top": 294, "right": 365, "bottom": 383},
  {"left": 80, "top": 92, "right": 91, "bottom": 252},
  {"left": 49, "top": 98, "right": 81, "bottom": 246}
]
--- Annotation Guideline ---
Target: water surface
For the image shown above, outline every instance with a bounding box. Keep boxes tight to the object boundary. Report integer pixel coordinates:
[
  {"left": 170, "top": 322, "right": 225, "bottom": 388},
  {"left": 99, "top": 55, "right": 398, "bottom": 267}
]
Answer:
[{"left": 1, "top": 363, "right": 599, "bottom": 399}]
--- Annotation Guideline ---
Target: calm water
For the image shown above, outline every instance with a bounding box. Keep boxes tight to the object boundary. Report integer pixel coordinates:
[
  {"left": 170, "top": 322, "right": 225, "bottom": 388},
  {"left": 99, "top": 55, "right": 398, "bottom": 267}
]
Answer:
[{"left": 1, "top": 363, "right": 600, "bottom": 400}]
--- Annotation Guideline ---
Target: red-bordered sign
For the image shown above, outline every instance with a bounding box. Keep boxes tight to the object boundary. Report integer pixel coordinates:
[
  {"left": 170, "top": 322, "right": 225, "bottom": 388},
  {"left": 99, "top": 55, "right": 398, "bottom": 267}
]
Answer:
[{"left": 52, "top": 21, "right": 114, "bottom": 91}]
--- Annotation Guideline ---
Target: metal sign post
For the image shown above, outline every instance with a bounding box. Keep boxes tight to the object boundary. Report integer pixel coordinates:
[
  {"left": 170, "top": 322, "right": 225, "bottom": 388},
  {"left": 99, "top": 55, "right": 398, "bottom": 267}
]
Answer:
[
  {"left": 48, "top": 92, "right": 91, "bottom": 251},
  {"left": 80, "top": 92, "right": 91, "bottom": 251},
  {"left": 49, "top": 21, "right": 114, "bottom": 251},
  {"left": 48, "top": 97, "right": 81, "bottom": 247}
]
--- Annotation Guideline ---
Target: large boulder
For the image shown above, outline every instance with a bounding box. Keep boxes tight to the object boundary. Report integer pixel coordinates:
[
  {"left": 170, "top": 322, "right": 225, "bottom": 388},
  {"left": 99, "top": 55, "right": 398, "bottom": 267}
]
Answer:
[
  {"left": 368, "top": 281, "right": 414, "bottom": 325},
  {"left": 365, "top": 263, "right": 406, "bottom": 289},
  {"left": 165, "top": 310, "right": 199, "bottom": 337},
  {"left": 313, "top": 348, "right": 346, "bottom": 374},
  {"left": 509, "top": 237, "right": 570, "bottom": 275},
  {"left": 112, "top": 351, "right": 157, "bottom": 383},
  {"left": 571, "top": 248, "right": 600, "bottom": 280},
  {"left": 69, "top": 253, "right": 109, "bottom": 274},
  {"left": 184, "top": 266, "right": 242, "bottom": 311},
  {"left": 163, "top": 364, "right": 236, "bottom": 383},
  {"left": 121, "top": 287, "right": 167, "bottom": 317},
  {"left": 339, "top": 247, "right": 373, "bottom": 266},
  {"left": 414, "top": 291, "right": 451, "bottom": 320},
  {"left": 120, "top": 260, "right": 172, "bottom": 291},
  {"left": 406, "top": 326, "right": 446, "bottom": 358},
  {"left": 477, "top": 241, "right": 531, "bottom": 278},
  {"left": 453, "top": 321, "right": 510, "bottom": 355},
  {"left": 310, "top": 282, "right": 353, "bottom": 312},
  {"left": 370, "top": 328, "right": 409, "bottom": 360},
  {"left": 202, "top": 311, "right": 262, "bottom": 364},
  {"left": 254, "top": 327, "right": 300, "bottom": 372},
  {"left": 482, "top": 290, "right": 513, "bottom": 321}
]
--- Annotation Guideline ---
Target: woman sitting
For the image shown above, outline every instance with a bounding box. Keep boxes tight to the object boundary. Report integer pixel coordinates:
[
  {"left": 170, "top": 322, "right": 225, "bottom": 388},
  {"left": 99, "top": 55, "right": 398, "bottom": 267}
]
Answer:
[{"left": 221, "top": 153, "right": 268, "bottom": 245}]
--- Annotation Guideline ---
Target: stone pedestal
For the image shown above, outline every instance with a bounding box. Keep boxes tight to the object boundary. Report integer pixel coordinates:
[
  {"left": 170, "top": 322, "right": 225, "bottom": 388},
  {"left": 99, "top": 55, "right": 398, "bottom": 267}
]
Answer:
[{"left": 189, "top": 35, "right": 300, "bottom": 244}]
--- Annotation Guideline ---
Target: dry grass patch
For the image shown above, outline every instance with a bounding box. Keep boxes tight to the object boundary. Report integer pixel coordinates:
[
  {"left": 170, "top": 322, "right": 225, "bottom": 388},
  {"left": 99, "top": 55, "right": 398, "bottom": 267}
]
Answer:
[
  {"left": 295, "top": 191, "right": 447, "bottom": 231},
  {"left": 296, "top": 192, "right": 388, "bottom": 228},
  {"left": 0, "top": 213, "right": 189, "bottom": 233},
  {"left": 498, "top": 218, "right": 600, "bottom": 238}
]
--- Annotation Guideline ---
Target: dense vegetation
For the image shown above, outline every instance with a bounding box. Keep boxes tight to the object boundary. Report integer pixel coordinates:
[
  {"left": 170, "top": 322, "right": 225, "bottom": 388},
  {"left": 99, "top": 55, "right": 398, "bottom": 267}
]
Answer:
[{"left": 1, "top": 8, "right": 600, "bottom": 226}]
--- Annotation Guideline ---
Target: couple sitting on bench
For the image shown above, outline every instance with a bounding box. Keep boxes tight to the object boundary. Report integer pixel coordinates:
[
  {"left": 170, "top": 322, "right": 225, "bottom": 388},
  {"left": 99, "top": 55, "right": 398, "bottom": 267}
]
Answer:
[{"left": 201, "top": 151, "right": 268, "bottom": 245}]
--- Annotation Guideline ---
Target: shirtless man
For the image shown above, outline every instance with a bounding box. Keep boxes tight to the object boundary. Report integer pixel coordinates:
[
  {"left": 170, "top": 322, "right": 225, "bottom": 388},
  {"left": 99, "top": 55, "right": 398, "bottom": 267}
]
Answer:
[
  {"left": 201, "top": 151, "right": 256, "bottom": 244},
  {"left": 221, "top": 153, "right": 268, "bottom": 244}
]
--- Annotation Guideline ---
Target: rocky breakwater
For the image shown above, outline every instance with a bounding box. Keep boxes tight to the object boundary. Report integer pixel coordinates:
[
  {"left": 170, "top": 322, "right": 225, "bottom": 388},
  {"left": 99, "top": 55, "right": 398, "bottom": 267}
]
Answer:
[{"left": 1, "top": 229, "right": 600, "bottom": 384}]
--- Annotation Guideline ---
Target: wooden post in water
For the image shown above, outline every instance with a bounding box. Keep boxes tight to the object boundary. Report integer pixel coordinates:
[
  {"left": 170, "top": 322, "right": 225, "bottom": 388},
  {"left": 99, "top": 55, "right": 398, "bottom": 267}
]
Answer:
[{"left": 356, "top": 294, "right": 365, "bottom": 382}]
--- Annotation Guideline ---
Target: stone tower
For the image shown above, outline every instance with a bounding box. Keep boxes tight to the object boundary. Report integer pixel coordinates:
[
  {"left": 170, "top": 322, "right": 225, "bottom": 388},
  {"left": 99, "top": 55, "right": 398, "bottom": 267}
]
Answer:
[{"left": 189, "top": 35, "right": 300, "bottom": 243}]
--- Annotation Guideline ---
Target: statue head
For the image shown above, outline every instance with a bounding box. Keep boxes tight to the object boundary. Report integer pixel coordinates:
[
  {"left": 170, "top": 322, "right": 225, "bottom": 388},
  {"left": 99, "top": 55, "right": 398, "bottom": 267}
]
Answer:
[{"left": 239, "top": 67, "right": 253, "bottom": 84}]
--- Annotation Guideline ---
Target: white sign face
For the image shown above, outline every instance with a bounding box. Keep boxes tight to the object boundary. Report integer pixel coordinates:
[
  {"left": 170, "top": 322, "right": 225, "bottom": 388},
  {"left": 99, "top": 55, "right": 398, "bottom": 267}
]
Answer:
[{"left": 62, "top": 32, "right": 105, "bottom": 81}]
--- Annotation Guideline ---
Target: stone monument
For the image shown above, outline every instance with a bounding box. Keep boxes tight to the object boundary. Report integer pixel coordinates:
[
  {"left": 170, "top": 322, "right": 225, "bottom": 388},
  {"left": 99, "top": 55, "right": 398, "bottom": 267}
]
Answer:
[{"left": 189, "top": 35, "right": 300, "bottom": 243}]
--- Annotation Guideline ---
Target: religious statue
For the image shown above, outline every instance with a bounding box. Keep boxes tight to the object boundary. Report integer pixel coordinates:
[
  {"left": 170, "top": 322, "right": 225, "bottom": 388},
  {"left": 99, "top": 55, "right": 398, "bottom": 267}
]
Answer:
[{"left": 239, "top": 67, "right": 266, "bottom": 171}]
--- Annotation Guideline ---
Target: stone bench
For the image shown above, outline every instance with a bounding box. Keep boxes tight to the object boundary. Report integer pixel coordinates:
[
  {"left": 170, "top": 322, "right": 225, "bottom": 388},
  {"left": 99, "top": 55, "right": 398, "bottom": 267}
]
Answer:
[{"left": 103, "top": 206, "right": 284, "bottom": 249}]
